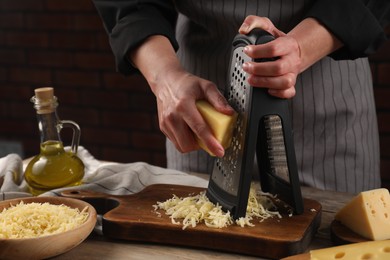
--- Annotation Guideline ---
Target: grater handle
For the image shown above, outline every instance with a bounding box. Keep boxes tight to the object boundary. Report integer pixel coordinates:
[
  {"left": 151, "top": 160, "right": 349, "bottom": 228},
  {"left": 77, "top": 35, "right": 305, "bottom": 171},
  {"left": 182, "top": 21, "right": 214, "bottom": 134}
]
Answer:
[
  {"left": 233, "top": 28, "right": 275, "bottom": 49},
  {"left": 252, "top": 28, "right": 275, "bottom": 45},
  {"left": 246, "top": 30, "right": 304, "bottom": 215}
]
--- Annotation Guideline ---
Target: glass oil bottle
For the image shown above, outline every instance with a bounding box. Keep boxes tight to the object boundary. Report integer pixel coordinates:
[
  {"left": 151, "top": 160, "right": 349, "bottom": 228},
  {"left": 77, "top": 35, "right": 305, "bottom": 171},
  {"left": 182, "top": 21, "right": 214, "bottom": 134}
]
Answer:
[{"left": 24, "top": 87, "right": 84, "bottom": 195}]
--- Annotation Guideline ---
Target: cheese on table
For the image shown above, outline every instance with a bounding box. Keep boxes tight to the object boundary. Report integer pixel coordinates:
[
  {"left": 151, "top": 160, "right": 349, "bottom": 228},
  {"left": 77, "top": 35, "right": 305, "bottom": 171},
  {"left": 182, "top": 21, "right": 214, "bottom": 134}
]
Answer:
[
  {"left": 195, "top": 100, "right": 238, "bottom": 156},
  {"left": 310, "top": 240, "right": 390, "bottom": 260},
  {"left": 335, "top": 188, "right": 390, "bottom": 240}
]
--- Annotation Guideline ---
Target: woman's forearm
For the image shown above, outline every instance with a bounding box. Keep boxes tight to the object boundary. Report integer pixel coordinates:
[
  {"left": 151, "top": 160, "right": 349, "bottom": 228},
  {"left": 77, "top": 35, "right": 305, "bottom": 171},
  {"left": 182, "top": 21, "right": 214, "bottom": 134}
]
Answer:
[
  {"left": 128, "top": 35, "right": 232, "bottom": 157},
  {"left": 129, "top": 35, "right": 184, "bottom": 95},
  {"left": 287, "top": 18, "right": 344, "bottom": 72}
]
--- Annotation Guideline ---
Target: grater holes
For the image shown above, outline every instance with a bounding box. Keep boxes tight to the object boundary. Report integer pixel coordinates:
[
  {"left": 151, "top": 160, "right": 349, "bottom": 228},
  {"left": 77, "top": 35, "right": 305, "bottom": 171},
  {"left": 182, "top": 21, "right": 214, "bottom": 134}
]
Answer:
[
  {"left": 212, "top": 47, "right": 249, "bottom": 195},
  {"left": 216, "top": 160, "right": 227, "bottom": 178}
]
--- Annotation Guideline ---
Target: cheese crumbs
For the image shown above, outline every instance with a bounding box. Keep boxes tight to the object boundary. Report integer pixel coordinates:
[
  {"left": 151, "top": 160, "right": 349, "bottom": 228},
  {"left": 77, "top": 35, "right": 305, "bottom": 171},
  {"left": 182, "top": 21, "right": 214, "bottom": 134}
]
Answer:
[
  {"left": 154, "top": 185, "right": 281, "bottom": 230},
  {"left": 0, "top": 201, "right": 89, "bottom": 239}
]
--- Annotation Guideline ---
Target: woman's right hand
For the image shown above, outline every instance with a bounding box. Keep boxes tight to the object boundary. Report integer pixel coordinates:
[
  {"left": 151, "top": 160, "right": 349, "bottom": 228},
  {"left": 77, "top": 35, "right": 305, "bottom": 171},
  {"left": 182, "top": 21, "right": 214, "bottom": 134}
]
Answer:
[
  {"left": 130, "top": 35, "right": 234, "bottom": 157},
  {"left": 153, "top": 66, "right": 233, "bottom": 156}
]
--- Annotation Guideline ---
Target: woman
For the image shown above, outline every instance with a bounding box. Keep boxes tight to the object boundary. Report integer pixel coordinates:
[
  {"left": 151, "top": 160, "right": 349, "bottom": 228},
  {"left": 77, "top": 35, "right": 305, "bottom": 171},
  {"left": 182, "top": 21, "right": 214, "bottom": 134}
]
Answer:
[{"left": 92, "top": 0, "right": 389, "bottom": 193}]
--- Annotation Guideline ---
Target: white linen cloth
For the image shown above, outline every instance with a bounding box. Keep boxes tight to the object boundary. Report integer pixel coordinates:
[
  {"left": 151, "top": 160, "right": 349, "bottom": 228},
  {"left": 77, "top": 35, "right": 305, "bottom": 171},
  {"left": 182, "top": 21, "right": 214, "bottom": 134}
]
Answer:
[{"left": 0, "top": 147, "right": 208, "bottom": 201}]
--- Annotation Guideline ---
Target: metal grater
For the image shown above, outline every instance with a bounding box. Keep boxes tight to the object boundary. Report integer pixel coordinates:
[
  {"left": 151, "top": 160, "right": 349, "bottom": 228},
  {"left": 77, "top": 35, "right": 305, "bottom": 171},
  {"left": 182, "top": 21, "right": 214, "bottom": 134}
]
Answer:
[{"left": 206, "top": 29, "right": 304, "bottom": 219}]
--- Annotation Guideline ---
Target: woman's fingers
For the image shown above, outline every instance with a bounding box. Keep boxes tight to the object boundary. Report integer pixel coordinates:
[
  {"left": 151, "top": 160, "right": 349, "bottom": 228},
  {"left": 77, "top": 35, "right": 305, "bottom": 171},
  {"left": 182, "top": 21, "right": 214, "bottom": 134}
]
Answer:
[
  {"left": 183, "top": 106, "right": 225, "bottom": 157},
  {"left": 238, "top": 15, "right": 283, "bottom": 36},
  {"left": 243, "top": 36, "right": 300, "bottom": 60},
  {"left": 238, "top": 16, "right": 302, "bottom": 99},
  {"left": 155, "top": 73, "right": 227, "bottom": 157},
  {"left": 246, "top": 70, "right": 297, "bottom": 90},
  {"left": 268, "top": 87, "right": 296, "bottom": 99}
]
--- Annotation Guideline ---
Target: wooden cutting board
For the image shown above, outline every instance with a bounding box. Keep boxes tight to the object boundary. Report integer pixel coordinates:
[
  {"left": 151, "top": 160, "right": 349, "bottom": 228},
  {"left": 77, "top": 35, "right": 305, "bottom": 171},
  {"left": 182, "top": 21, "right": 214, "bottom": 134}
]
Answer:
[
  {"left": 61, "top": 184, "right": 322, "bottom": 259},
  {"left": 330, "top": 220, "right": 369, "bottom": 245},
  {"left": 282, "top": 218, "right": 371, "bottom": 259}
]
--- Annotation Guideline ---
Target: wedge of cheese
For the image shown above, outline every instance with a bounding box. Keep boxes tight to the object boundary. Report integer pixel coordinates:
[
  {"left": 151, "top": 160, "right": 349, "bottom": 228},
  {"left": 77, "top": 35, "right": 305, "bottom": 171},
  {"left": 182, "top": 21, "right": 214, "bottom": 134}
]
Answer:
[
  {"left": 335, "top": 188, "right": 390, "bottom": 240},
  {"left": 195, "top": 100, "right": 238, "bottom": 156},
  {"left": 310, "top": 240, "right": 390, "bottom": 260}
]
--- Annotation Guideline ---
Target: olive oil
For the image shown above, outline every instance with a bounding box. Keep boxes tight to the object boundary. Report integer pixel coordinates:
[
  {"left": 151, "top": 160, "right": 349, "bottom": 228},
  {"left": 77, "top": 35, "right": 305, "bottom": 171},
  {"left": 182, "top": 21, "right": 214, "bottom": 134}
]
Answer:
[
  {"left": 24, "top": 141, "right": 84, "bottom": 195},
  {"left": 24, "top": 87, "right": 84, "bottom": 195}
]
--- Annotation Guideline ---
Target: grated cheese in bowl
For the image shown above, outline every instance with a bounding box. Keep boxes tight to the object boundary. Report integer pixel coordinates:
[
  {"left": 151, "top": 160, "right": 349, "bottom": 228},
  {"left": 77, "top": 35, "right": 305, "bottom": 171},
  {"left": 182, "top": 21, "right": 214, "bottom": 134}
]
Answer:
[
  {"left": 0, "top": 201, "right": 89, "bottom": 239},
  {"left": 154, "top": 184, "right": 282, "bottom": 230}
]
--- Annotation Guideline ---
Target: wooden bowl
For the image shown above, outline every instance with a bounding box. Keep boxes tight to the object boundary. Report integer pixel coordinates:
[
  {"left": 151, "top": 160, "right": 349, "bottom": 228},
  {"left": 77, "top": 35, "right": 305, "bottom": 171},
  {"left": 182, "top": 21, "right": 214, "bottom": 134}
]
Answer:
[{"left": 0, "top": 196, "right": 97, "bottom": 259}]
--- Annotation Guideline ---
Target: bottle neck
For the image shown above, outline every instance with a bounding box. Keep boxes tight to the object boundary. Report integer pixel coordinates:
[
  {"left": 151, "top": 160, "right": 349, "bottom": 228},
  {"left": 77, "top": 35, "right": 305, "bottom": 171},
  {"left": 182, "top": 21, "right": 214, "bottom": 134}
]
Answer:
[
  {"left": 36, "top": 111, "right": 62, "bottom": 144},
  {"left": 31, "top": 95, "right": 62, "bottom": 144}
]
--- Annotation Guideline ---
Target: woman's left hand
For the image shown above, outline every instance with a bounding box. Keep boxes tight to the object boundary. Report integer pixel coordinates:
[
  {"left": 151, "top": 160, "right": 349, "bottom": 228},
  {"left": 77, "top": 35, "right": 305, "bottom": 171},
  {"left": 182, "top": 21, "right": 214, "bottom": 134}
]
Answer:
[{"left": 238, "top": 15, "right": 302, "bottom": 99}]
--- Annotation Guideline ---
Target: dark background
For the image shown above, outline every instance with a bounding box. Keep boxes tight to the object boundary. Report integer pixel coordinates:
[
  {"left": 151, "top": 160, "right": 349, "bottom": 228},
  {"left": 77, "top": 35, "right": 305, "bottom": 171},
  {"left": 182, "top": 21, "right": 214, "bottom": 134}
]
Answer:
[{"left": 1, "top": 1, "right": 389, "bottom": 189}]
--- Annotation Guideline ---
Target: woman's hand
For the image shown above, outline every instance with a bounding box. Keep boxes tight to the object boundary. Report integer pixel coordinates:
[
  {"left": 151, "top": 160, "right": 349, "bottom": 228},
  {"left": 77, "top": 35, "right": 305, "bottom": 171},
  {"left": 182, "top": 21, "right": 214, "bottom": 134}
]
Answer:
[
  {"left": 130, "top": 35, "right": 234, "bottom": 157},
  {"left": 238, "top": 16, "right": 302, "bottom": 99},
  {"left": 154, "top": 66, "right": 233, "bottom": 157},
  {"left": 238, "top": 15, "right": 343, "bottom": 99}
]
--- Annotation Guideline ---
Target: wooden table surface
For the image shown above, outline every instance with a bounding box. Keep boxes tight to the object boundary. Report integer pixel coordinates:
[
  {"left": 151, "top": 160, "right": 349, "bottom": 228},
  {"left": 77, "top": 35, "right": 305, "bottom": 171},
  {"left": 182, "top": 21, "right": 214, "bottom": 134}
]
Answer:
[{"left": 49, "top": 172, "right": 354, "bottom": 260}]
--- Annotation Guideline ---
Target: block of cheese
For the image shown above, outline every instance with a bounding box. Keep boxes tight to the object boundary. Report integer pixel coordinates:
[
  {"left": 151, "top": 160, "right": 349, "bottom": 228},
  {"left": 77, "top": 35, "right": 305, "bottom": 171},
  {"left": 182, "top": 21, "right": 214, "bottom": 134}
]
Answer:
[
  {"left": 195, "top": 100, "right": 237, "bottom": 156},
  {"left": 310, "top": 240, "right": 390, "bottom": 260},
  {"left": 334, "top": 188, "right": 390, "bottom": 240}
]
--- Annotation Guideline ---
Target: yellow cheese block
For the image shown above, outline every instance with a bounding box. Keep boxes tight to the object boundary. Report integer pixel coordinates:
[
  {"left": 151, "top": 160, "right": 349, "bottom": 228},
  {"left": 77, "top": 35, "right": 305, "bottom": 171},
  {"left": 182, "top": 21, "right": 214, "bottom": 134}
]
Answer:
[
  {"left": 310, "top": 240, "right": 390, "bottom": 260},
  {"left": 195, "top": 100, "right": 237, "bottom": 156},
  {"left": 335, "top": 188, "right": 390, "bottom": 240}
]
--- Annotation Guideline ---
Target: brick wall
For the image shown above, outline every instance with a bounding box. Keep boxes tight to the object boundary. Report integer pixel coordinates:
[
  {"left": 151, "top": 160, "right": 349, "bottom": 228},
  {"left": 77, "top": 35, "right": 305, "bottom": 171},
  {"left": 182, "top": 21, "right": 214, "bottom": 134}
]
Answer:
[
  {"left": 0, "top": 1, "right": 389, "bottom": 188},
  {"left": 0, "top": 0, "right": 166, "bottom": 167}
]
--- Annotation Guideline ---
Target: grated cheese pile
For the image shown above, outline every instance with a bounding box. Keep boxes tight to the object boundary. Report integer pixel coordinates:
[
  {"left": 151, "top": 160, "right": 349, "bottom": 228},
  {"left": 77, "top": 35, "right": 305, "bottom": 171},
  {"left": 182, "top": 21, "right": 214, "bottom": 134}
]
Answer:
[
  {"left": 0, "top": 201, "right": 89, "bottom": 239},
  {"left": 154, "top": 184, "right": 282, "bottom": 230}
]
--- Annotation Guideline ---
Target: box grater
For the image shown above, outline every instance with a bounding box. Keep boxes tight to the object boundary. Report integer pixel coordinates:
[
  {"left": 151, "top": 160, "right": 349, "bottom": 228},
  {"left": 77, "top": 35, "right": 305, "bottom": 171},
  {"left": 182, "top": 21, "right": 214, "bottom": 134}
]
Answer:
[{"left": 206, "top": 29, "right": 304, "bottom": 219}]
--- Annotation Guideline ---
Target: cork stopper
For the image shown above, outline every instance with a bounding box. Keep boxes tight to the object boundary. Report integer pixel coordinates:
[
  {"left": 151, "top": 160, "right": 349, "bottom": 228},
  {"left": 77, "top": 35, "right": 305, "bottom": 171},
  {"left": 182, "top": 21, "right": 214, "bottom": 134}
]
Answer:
[
  {"left": 34, "top": 87, "right": 54, "bottom": 101},
  {"left": 32, "top": 87, "right": 57, "bottom": 114}
]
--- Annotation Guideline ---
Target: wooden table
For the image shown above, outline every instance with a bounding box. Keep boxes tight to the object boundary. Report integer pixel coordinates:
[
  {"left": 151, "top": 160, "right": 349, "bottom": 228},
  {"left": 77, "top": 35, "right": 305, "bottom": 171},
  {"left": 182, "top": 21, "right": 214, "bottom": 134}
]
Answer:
[{"left": 49, "top": 172, "right": 354, "bottom": 260}]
